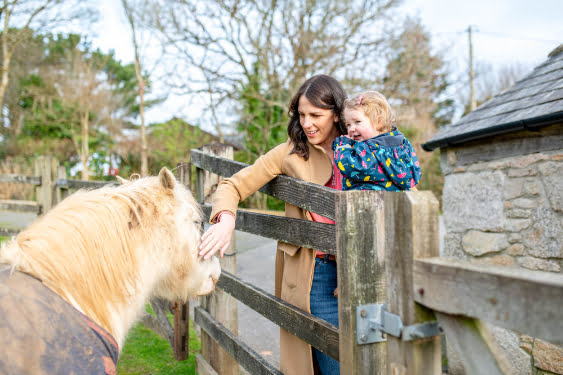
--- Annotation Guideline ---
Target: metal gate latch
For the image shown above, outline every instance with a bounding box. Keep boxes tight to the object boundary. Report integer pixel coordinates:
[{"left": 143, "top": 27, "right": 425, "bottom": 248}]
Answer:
[{"left": 356, "top": 303, "right": 442, "bottom": 344}]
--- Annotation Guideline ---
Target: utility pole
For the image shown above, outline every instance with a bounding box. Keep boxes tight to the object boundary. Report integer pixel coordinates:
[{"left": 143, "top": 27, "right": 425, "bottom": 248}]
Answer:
[{"left": 468, "top": 25, "right": 476, "bottom": 111}]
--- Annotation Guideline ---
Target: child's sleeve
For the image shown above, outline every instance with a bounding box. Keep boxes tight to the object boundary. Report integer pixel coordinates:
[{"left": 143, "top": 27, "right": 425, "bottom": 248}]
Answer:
[
  {"left": 379, "top": 137, "right": 422, "bottom": 190},
  {"left": 333, "top": 137, "right": 379, "bottom": 181}
]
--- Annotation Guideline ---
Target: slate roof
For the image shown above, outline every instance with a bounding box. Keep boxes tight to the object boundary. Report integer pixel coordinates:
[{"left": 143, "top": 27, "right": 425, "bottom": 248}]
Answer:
[{"left": 423, "top": 45, "right": 563, "bottom": 151}]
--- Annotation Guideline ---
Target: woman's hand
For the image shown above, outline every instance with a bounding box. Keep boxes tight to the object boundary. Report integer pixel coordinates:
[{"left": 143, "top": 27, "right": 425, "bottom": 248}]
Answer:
[{"left": 199, "top": 213, "right": 236, "bottom": 259}]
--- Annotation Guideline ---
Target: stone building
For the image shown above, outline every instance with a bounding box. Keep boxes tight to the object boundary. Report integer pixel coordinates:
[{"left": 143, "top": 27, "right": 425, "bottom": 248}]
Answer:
[{"left": 423, "top": 45, "right": 563, "bottom": 375}]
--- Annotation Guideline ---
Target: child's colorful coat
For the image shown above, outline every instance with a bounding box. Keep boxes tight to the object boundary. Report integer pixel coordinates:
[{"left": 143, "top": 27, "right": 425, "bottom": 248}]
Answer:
[{"left": 332, "top": 127, "right": 422, "bottom": 191}]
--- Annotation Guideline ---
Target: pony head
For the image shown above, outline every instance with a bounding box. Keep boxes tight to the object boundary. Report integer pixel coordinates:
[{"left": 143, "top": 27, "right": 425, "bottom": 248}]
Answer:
[{"left": 0, "top": 167, "right": 220, "bottom": 345}]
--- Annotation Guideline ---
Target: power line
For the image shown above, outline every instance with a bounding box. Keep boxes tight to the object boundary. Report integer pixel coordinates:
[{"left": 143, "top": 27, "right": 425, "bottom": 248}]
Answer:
[
  {"left": 431, "top": 29, "right": 559, "bottom": 44},
  {"left": 476, "top": 31, "right": 559, "bottom": 44}
]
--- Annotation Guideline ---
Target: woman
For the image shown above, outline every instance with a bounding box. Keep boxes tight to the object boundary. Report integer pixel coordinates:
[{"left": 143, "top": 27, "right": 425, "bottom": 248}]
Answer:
[{"left": 199, "top": 74, "right": 346, "bottom": 375}]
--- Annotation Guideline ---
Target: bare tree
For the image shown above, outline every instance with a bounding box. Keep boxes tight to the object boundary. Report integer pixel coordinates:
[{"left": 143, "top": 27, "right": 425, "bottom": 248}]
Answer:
[
  {"left": 57, "top": 48, "right": 111, "bottom": 180},
  {"left": 145, "top": 0, "right": 401, "bottom": 138},
  {"left": 121, "top": 0, "right": 149, "bottom": 176},
  {"left": 0, "top": 0, "right": 97, "bottom": 130},
  {"left": 456, "top": 61, "right": 530, "bottom": 116}
]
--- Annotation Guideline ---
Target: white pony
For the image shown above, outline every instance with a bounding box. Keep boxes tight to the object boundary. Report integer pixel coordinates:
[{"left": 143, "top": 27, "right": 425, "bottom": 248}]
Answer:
[{"left": 0, "top": 167, "right": 220, "bottom": 374}]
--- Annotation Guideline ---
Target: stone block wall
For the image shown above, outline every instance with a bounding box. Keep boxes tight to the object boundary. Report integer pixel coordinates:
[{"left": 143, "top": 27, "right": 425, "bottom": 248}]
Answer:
[{"left": 438, "top": 124, "right": 563, "bottom": 375}]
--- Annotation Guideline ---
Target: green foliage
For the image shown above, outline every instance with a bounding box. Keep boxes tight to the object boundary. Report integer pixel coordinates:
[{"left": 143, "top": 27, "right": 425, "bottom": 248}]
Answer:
[
  {"left": 380, "top": 17, "right": 451, "bottom": 202},
  {"left": 116, "top": 118, "right": 218, "bottom": 178},
  {"left": 235, "top": 65, "right": 288, "bottom": 210},
  {"left": 236, "top": 64, "right": 287, "bottom": 163},
  {"left": 0, "top": 31, "right": 154, "bottom": 178},
  {"left": 417, "top": 149, "right": 443, "bottom": 206}
]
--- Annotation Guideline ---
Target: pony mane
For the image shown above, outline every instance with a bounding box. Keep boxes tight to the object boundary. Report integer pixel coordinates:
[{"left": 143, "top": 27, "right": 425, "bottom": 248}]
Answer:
[{"left": 0, "top": 176, "right": 179, "bottom": 333}]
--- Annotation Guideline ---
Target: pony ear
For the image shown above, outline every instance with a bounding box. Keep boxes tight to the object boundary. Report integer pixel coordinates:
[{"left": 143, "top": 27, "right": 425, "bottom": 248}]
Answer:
[
  {"left": 159, "top": 167, "right": 176, "bottom": 190},
  {"left": 115, "top": 175, "right": 128, "bottom": 184}
]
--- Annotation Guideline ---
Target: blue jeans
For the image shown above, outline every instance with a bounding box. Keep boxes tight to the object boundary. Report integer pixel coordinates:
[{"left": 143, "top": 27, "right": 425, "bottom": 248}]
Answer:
[{"left": 310, "top": 256, "right": 340, "bottom": 375}]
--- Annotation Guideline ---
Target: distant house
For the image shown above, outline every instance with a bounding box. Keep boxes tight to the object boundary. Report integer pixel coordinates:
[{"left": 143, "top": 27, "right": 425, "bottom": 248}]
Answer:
[{"left": 423, "top": 45, "right": 563, "bottom": 375}]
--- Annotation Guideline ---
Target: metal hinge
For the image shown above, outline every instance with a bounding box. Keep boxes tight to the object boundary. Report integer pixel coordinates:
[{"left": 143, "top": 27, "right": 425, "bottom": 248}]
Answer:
[{"left": 356, "top": 303, "right": 443, "bottom": 344}]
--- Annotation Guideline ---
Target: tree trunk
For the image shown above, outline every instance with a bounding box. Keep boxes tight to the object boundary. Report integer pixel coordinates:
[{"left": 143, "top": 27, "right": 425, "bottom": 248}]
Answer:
[
  {"left": 80, "top": 108, "right": 89, "bottom": 180},
  {"left": 0, "top": 22, "right": 11, "bottom": 124},
  {"left": 135, "top": 57, "right": 148, "bottom": 177}
]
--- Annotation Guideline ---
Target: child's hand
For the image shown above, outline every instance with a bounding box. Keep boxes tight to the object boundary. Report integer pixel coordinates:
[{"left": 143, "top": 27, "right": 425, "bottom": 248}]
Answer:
[{"left": 333, "top": 287, "right": 338, "bottom": 298}]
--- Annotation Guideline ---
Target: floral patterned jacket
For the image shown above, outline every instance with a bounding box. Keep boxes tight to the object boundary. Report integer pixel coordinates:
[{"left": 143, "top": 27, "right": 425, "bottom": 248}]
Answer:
[{"left": 332, "top": 127, "right": 422, "bottom": 191}]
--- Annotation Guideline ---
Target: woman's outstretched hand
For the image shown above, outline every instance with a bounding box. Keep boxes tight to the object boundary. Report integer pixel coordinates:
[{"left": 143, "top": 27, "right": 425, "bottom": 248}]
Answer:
[{"left": 199, "top": 213, "right": 236, "bottom": 260}]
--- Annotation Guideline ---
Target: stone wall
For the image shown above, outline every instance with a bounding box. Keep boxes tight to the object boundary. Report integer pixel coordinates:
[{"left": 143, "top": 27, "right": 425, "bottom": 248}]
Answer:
[{"left": 439, "top": 124, "right": 563, "bottom": 375}]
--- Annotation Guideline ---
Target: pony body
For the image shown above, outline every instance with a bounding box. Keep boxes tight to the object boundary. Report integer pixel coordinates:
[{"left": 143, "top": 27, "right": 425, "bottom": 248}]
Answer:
[{"left": 0, "top": 167, "right": 220, "bottom": 374}]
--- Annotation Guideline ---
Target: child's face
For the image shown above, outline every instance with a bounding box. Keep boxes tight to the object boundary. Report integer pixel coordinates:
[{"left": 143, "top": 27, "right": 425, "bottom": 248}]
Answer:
[{"left": 343, "top": 108, "right": 379, "bottom": 141}]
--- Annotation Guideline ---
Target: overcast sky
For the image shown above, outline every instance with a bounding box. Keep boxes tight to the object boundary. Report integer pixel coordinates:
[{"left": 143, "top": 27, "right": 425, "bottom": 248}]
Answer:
[{"left": 93, "top": 0, "right": 562, "bottom": 126}]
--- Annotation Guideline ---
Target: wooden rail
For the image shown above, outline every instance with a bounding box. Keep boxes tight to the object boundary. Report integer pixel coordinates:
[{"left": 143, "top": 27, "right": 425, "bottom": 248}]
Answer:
[
  {"left": 193, "top": 145, "right": 563, "bottom": 375},
  {"left": 4, "top": 149, "right": 561, "bottom": 375},
  {"left": 192, "top": 149, "right": 336, "bottom": 220},
  {"left": 201, "top": 205, "right": 336, "bottom": 254},
  {"left": 413, "top": 257, "right": 563, "bottom": 346},
  {"left": 0, "top": 174, "right": 41, "bottom": 185},
  {"left": 194, "top": 306, "right": 282, "bottom": 375},
  {"left": 217, "top": 271, "right": 339, "bottom": 360},
  {"left": 55, "top": 179, "right": 117, "bottom": 190},
  {"left": 0, "top": 200, "right": 40, "bottom": 213}
]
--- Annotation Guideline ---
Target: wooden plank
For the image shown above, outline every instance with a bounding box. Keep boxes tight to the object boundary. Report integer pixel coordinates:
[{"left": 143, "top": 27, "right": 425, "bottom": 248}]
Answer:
[
  {"left": 336, "top": 190, "right": 387, "bottom": 373},
  {"left": 175, "top": 163, "right": 192, "bottom": 359},
  {"left": 173, "top": 162, "right": 192, "bottom": 361},
  {"left": 413, "top": 257, "right": 563, "bottom": 345},
  {"left": 201, "top": 205, "right": 336, "bottom": 254},
  {"left": 384, "top": 191, "right": 442, "bottom": 375},
  {"left": 194, "top": 307, "right": 282, "bottom": 375},
  {"left": 35, "top": 156, "right": 56, "bottom": 214},
  {"left": 217, "top": 271, "right": 339, "bottom": 360},
  {"left": 259, "top": 175, "right": 336, "bottom": 221},
  {"left": 191, "top": 149, "right": 336, "bottom": 220},
  {"left": 436, "top": 313, "right": 515, "bottom": 375},
  {"left": 55, "top": 166, "right": 70, "bottom": 204},
  {"left": 451, "top": 124, "right": 562, "bottom": 166},
  {"left": 0, "top": 228, "right": 20, "bottom": 237},
  {"left": 198, "top": 144, "right": 239, "bottom": 375},
  {"left": 138, "top": 301, "right": 174, "bottom": 346},
  {"left": 172, "top": 301, "right": 189, "bottom": 360},
  {"left": 56, "top": 179, "right": 117, "bottom": 190},
  {"left": 196, "top": 354, "right": 219, "bottom": 375},
  {"left": 0, "top": 174, "right": 41, "bottom": 185},
  {"left": 0, "top": 200, "right": 40, "bottom": 213}
]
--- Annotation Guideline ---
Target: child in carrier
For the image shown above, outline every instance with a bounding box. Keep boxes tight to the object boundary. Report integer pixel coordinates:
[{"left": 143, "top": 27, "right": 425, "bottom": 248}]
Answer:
[{"left": 332, "top": 91, "right": 422, "bottom": 191}]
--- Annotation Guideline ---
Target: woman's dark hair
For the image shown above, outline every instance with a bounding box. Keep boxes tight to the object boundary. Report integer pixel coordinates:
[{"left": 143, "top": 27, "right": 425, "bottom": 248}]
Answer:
[{"left": 287, "top": 74, "right": 347, "bottom": 159}]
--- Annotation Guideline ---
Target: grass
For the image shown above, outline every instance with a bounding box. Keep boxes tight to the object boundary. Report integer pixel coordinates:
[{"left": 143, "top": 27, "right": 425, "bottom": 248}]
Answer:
[{"left": 117, "top": 315, "right": 201, "bottom": 375}]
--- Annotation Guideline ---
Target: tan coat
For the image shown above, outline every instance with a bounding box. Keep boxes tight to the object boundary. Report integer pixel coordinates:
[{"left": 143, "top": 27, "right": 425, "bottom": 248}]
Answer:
[{"left": 210, "top": 139, "right": 334, "bottom": 375}]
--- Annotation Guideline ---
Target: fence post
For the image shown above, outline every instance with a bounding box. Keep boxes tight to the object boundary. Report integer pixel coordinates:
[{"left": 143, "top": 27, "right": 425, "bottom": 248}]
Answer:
[
  {"left": 34, "top": 156, "right": 57, "bottom": 214},
  {"left": 55, "top": 165, "right": 69, "bottom": 204},
  {"left": 196, "top": 144, "right": 239, "bottom": 375},
  {"left": 384, "top": 191, "right": 441, "bottom": 375},
  {"left": 336, "top": 190, "right": 387, "bottom": 373},
  {"left": 172, "top": 162, "right": 193, "bottom": 361}
]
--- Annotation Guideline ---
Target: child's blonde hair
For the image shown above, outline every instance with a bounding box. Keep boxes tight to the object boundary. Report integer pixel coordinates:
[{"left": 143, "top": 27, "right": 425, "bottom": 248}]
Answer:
[{"left": 343, "top": 91, "right": 395, "bottom": 133}]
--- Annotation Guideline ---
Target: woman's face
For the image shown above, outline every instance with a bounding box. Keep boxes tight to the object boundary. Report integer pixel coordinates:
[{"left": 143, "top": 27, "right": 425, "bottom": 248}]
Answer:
[{"left": 298, "top": 95, "right": 340, "bottom": 153}]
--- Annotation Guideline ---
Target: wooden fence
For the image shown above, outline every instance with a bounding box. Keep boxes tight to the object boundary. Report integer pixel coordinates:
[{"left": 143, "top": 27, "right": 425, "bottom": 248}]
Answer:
[
  {"left": 192, "top": 145, "right": 563, "bottom": 375},
  {"left": 2, "top": 150, "right": 562, "bottom": 374}
]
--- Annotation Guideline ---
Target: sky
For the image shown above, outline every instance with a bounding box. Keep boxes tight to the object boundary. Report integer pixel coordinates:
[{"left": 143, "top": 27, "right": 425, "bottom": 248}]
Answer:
[{"left": 93, "top": 0, "right": 562, "bottom": 127}]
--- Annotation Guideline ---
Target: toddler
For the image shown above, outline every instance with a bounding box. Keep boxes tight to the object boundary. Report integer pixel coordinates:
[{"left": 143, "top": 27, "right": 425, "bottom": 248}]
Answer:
[{"left": 332, "top": 91, "right": 421, "bottom": 191}]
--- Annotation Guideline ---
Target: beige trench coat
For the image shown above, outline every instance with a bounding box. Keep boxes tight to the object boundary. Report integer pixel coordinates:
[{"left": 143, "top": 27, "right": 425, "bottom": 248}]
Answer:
[{"left": 210, "top": 139, "right": 334, "bottom": 375}]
